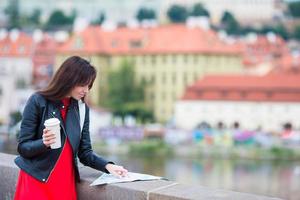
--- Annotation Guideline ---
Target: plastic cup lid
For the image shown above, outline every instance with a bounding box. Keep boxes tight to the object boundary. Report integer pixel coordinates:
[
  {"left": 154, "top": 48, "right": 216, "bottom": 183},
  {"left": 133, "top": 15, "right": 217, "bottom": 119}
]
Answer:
[{"left": 44, "top": 118, "right": 60, "bottom": 126}]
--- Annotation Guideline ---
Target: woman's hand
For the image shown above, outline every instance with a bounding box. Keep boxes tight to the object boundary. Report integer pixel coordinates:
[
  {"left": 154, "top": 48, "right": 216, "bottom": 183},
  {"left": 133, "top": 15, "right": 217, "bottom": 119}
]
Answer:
[
  {"left": 105, "top": 164, "right": 128, "bottom": 178},
  {"left": 42, "top": 128, "right": 56, "bottom": 147}
]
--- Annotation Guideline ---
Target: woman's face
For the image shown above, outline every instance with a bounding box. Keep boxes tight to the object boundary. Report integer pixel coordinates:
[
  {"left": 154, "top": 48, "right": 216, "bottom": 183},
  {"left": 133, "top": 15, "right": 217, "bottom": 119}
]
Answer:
[{"left": 69, "top": 85, "right": 89, "bottom": 100}]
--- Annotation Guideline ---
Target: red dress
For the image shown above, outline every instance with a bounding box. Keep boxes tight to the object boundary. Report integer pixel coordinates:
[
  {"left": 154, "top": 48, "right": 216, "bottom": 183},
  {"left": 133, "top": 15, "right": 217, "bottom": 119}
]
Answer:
[{"left": 14, "top": 98, "right": 77, "bottom": 200}]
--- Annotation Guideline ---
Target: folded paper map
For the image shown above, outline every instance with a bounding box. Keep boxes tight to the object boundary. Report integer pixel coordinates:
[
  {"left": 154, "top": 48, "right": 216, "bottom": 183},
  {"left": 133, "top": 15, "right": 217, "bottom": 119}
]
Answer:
[{"left": 90, "top": 172, "right": 163, "bottom": 186}]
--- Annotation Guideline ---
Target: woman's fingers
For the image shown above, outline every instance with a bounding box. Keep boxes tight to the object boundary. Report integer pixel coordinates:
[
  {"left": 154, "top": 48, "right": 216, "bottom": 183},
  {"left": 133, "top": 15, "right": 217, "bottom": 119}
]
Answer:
[
  {"left": 114, "top": 166, "right": 128, "bottom": 177},
  {"left": 42, "top": 129, "right": 56, "bottom": 146},
  {"left": 43, "top": 132, "right": 56, "bottom": 140},
  {"left": 106, "top": 164, "right": 129, "bottom": 178}
]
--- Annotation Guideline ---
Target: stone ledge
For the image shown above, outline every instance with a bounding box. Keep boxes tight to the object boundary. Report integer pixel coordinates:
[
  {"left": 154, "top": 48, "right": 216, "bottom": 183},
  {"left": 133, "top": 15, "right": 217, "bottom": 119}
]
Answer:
[{"left": 0, "top": 153, "right": 282, "bottom": 200}]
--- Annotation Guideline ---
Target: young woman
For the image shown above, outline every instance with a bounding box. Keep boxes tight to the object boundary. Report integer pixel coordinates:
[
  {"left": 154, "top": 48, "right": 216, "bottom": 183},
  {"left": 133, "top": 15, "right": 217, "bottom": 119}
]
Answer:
[{"left": 14, "top": 56, "right": 128, "bottom": 199}]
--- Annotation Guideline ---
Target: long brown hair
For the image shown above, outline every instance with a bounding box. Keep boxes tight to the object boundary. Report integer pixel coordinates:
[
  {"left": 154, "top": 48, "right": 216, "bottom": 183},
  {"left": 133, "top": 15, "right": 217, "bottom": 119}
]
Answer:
[{"left": 39, "top": 56, "right": 96, "bottom": 101}]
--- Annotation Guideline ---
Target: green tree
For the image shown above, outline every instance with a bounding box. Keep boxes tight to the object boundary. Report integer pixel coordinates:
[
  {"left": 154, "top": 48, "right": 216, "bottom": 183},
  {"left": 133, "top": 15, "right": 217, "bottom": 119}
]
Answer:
[
  {"left": 92, "top": 12, "right": 106, "bottom": 25},
  {"left": 70, "top": 9, "right": 77, "bottom": 23},
  {"left": 294, "top": 25, "right": 300, "bottom": 40},
  {"left": 107, "top": 60, "right": 153, "bottom": 122},
  {"left": 190, "top": 3, "right": 210, "bottom": 17},
  {"left": 45, "top": 9, "right": 76, "bottom": 29},
  {"left": 221, "top": 11, "right": 240, "bottom": 35},
  {"left": 136, "top": 7, "right": 156, "bottom": 22},
  {"left": 256, "top": 24, "right": 289, "bottom": 40},
  {"left": 4, "top": 0, "right": 20, "bottom": 29},
  {"left": 273, "top": 24, "right": 289, "bottom": 40},
  {"left": 288, "top": 1, "right": 300, "bottom": 18},
  {"left": 239, "top": 26, "right": 258, "bottom": 35},
  {"left": 259, "top": 25, "right": 274, "bottom": 34},
  {"left": 9, "top": 111, "right": 22, "bottom": 127},
  {"left": 29, "top": 9, "right": 41, "bottom": 25},
  {"left": 167, "top": 4, "right": 188, "bottom": 23}
]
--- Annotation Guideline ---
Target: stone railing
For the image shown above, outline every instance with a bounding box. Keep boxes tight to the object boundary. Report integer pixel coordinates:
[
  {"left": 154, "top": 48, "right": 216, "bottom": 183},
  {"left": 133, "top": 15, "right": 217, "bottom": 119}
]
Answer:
[{"left": 0, "top": 153, "right": 282, "bottom": 200}]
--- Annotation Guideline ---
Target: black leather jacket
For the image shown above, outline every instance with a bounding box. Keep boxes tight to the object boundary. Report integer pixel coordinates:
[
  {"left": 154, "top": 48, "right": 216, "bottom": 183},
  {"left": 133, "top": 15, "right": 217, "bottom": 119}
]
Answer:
[{"left": 14, "top": 93, "right": 111, "bottom": 183}]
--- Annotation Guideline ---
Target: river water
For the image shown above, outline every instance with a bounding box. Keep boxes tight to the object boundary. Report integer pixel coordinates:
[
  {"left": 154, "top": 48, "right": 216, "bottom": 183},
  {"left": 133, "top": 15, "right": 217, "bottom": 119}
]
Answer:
[
  {"left": 1, "top": 138, "right": 299, "bottom": 200},
  {"left": 104, "top": 154, "right": 300, "bottom": 200}
]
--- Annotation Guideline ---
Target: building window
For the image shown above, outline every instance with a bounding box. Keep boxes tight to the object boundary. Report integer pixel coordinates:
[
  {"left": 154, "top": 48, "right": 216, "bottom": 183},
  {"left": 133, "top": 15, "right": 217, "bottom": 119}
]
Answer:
[
  {"left": 151, "top": 55, "right": 156, "bottom": 65},
  {"left": 130, "top": 40, "right": 142, "bottom": 49},
  {"left": 172, "top": 55, "right": 177, "bottom": 64},
  {"left": 161, "top": 92, "right": 166, "bottom": 101},
  {"left": 183, "top": 72, "right": 188, "bottom": 86},
  {"left": 150, "top": 92, "right": 155, "bottom": 101},
  {"left": 168, "top": 55, "right": 172, "bottom": 64},
  {"left": 240, "top": 91, "right": 247, "bottom": 98},
  {"left": 131, "top": 58, "right": 136, "bottom": 66},
  {"left": 142, "top": 56, "right": 146, "bottom": 65},
  {"left": 205, "top": 55, "right": 210, "bottom": 65},
  {"left": 267, "top": 91, "right": 273, "bottom": 98},
  {"left": 183, "top": 55, "right": 188, "bottom": 64},
  {"left": 221, "top": 90, "right": 228, "bottom": 97},
  {"left": 193, "top": 55, "right": 198, "bottom": 64},
  {"left": 162, "top": 55, "right": 167, "bottom": 64},
  {"left": 18, "top": 45, "right": 25, "bottom": 53},
  {"left": 3, "top": 45, "right": 10, "bottom": 53},
  {"left": 196, "top": 91, "right": 202, "bottom": 97},
  {"left": 151, "top": 75, "right": 155, "bottom": 84},
  {"left": 172, "top": 73, "right": 176, "bottom": 84},
  {"left": 194, "top": 73, "right": 198, "bottom": 82},
  {"left": 173, "top": 91, "right": 177, "bottom": 100},
  {"left": 162, "top": 72, "right": 166, "bottom": 84},
  {"left": 111, "top": 40, "right": 118, "bottom": 48},
  {"left": 107, "top": 57, "right": 111, "bottom": 66},
  {"left": 74, "top": 37, "right": 83, "bottom": 49}
]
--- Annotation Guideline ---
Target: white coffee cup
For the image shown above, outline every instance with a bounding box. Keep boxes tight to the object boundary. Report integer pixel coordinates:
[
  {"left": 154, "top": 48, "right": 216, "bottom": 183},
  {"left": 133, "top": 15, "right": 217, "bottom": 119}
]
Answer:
[{"left": 44, "top": 118, "right": 61, "bottom": 149}]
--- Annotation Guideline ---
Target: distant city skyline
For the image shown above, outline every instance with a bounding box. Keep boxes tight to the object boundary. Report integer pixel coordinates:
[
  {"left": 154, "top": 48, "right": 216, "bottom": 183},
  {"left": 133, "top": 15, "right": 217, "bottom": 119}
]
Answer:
[{"left": 0, "top": 0, "right": 287, "bottom": 26}]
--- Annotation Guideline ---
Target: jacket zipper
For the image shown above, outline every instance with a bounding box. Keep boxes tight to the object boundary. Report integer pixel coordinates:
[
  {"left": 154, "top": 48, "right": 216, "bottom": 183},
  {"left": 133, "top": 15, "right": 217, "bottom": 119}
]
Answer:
[
  {"left": 45, "top": 111, "right": 67, "bottom": 182},
  {"left": 45, "top": 138, "right": 66, "bottom": 182}
]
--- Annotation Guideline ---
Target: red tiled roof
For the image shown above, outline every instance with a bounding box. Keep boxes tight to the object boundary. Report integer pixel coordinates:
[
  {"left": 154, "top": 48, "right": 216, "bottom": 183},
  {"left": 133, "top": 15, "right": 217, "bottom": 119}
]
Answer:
[
  {"left": 182, "top": 74, "right": 300, "bottom": 102},
  {"left": 0, "top": 32, "right": 33, "bottom": 57},
  {"left": 270, "top": 52, "right": 300, "bottom": 74},
  {"left": 243, "top": 35, "right": 288, "bottom": 67},
  {"left": 58, "top": 25, "right": 243, "bottom": 55},
  {"left": 32, "top": 34, "right": 57, "bottom": 65}
]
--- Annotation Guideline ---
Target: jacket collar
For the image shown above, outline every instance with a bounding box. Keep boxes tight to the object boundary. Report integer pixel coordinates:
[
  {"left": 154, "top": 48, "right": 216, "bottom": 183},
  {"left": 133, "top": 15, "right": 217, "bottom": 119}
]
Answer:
[{"left": 51, "top": 97, "right": 78, "bottom": 109}]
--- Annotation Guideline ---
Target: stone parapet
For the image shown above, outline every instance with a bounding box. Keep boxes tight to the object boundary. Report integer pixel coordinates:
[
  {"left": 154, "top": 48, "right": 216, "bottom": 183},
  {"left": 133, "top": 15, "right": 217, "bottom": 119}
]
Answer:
[{"left": 0, "top": 153, "right": 282, "bottom": 200}]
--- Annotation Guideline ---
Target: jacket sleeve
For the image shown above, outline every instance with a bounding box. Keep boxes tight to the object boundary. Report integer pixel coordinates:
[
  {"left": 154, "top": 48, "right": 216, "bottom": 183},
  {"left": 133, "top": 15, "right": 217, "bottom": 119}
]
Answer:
[
  {"left": 78, "top": 105, "right": 113, "bottom": 173},
  {"left": 17, "top": 94, "right": 50, "bottom": 158}
]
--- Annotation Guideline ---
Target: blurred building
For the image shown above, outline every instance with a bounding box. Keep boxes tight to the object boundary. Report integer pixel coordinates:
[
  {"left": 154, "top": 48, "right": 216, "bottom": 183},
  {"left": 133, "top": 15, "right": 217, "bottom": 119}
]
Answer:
[
  {"left": 0, "top": 29, "right": 33, "bottom": 124},
  {"left": 242, "top": 33, "right": 300, "bottom": 75},
  {"left": 55, "top": 24, "right": 244, "bottom": 122},
  {"left": 271, "top": 51, "right": 300, "bottom": 74},
  {"left": 32, "top": 32, "right": 57, "bottom": 89},
  {"left": 242, "top": 33, "right": 289, "bottom": 75},
  {"left": 175, "top": 74, "right": 300, "bottom": 131},
  {"left": 243, "top": 33, "right": 288, "bottom": 67},
  {"left": 0, "top": 28, "right": 59, "bottom": 88},
  {"left": 0, "top": 29, "right": 57, "bottom": 123},
  {"left": 0, "top": 66, "right": 16, "bottom": 124},
  {"left": 0, "top": 29, "right": 33, "bottom": 87}
]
